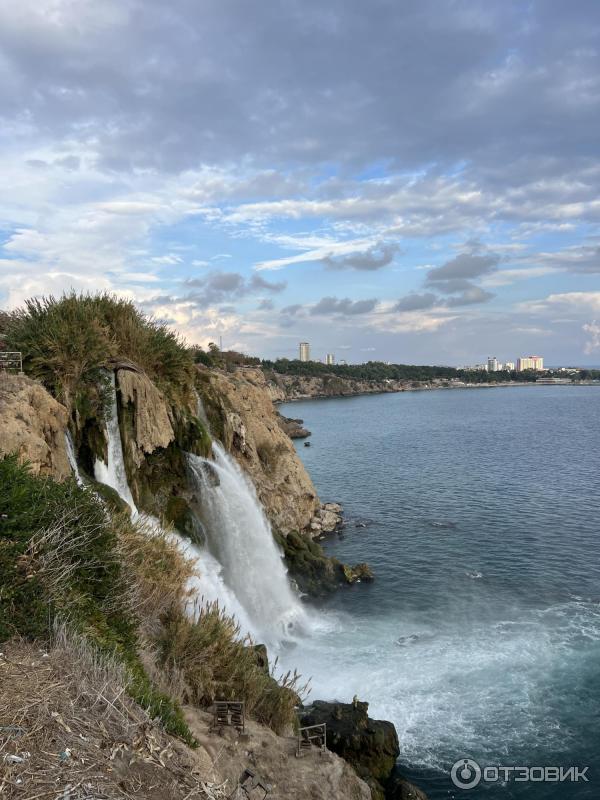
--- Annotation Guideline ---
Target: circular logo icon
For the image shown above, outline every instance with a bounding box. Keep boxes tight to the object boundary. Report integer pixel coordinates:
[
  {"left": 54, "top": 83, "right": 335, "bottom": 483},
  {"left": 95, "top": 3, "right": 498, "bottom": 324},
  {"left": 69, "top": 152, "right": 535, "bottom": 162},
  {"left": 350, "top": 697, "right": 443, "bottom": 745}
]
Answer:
[{"left": 451, "top": 758, "right": 482, "bottom": 790}]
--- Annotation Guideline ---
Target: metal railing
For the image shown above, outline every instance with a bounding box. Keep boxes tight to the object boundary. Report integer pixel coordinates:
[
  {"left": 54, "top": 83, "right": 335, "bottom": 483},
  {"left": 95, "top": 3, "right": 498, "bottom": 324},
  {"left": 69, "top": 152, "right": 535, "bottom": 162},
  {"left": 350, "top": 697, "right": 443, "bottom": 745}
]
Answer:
[{"left": 296, "top": 722, "right": 327, "bottom": 757}]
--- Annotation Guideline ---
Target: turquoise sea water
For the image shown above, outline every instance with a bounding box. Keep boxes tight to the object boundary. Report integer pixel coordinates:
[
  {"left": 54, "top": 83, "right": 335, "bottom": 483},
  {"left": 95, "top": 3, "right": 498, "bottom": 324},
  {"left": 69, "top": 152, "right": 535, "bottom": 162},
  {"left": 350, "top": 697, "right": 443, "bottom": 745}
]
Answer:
[{"left": 281, "top": 386, "right": 600, "bottom": 800}]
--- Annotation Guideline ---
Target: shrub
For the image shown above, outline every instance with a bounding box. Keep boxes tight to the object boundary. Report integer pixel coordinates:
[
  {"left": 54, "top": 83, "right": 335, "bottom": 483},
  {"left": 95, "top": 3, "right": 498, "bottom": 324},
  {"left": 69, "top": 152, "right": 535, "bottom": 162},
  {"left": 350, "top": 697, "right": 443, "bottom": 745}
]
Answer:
[
  {"left": 157, "top": 601, "right": 308, "bottom": 734},
  {"left": 5, "top": 292, "right": 195, "bottom": 409},
  {"left": 0, "top": 455, "right": 194, "bottom": 744}
]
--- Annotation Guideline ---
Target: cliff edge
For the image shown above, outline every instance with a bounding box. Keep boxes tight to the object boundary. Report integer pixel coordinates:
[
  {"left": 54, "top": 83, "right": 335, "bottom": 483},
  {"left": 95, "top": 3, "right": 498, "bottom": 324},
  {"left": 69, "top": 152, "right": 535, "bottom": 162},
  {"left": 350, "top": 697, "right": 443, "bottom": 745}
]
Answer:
[{"left": 197, "top": 366, "right": 320, "bottom": 535}]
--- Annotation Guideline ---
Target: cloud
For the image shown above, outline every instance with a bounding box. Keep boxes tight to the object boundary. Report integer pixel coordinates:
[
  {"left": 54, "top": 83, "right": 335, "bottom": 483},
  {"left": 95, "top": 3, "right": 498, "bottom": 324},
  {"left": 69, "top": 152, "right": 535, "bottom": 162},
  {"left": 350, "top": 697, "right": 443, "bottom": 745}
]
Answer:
[
  {"left": 257, "top": 298, "right": 274, "bottom": 311},
  {"left": 394, "top": 292, "right": 438, "bottom": 312},
  {"left": 446, "top": 286, "right": 495, "bottom": 306},
  {"left": 280, "top": 303, "right": 303, "bottom": 316},
  {"left": 583, "top": 321, "right": 600, "bottom": 354},
  {"left": 427, "top": 253, "right": 500, "bottom": 284},
  {"left": 249, "top": 274, "right": 287, "bottom": 292},
  {"left": 310, "top": 297, "right": 378, "bottom": 316},
  {"left": 181, "top": 270, "right": 285, "bottom": 307},
  {"left": 323, "top": 243, "right": 398, "bottom": 271}
]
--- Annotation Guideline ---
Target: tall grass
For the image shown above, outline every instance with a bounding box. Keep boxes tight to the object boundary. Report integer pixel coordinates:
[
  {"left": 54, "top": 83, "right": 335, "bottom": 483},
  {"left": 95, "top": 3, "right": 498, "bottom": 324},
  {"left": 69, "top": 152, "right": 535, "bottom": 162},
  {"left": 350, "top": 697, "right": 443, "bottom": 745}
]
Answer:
[
  {"left": 157, "top": 601, "right": 308, "bottom": 734},
  {"left": 5, "top": 292, "right": 194, "bottom": 407}
]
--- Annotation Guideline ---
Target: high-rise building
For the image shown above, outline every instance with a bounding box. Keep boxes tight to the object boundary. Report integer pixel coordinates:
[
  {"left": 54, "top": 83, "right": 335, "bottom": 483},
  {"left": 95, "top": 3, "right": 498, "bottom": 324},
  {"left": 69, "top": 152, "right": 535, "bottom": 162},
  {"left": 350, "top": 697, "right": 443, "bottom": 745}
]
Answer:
[
  {"left": 487, "top": 356, "right": 499, "bottom": 372},
  {"left": 325, "top": 353, "right": 335, "bottom": 365},
  {"left": 299, "top": 342, "right": 311, "bottom": 362},
  {"left": 517, "top": 355, "right": 544, "bottom": 371},
  {"left": 504, "top": 361, "right": 515, "bottom": 371}
]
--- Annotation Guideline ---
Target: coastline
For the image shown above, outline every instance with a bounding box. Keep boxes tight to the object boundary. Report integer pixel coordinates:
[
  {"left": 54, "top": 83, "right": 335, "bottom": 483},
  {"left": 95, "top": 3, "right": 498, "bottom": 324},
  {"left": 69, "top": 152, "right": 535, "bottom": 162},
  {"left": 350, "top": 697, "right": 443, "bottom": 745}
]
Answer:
[{"left": 272, "top": 379, "right": 542, "bottom": 404}]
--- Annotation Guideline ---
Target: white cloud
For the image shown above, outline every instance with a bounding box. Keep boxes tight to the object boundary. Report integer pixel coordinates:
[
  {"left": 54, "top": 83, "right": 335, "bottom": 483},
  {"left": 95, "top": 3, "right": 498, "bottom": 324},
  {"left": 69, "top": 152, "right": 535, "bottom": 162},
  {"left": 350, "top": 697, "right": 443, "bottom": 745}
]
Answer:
[{"left": 583, "top": 321, "right": 600, "bottom": 354}]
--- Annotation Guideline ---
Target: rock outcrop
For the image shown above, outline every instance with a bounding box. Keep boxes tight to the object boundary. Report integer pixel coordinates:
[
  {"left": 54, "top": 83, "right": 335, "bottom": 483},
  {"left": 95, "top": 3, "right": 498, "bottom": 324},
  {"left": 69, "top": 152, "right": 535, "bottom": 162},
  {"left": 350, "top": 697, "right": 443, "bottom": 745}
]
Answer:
[
  {"left": 276, "top": 413, "right": 311, "bottom": 439},
  {"left": 0, "top": 374, "right": 70, "bottom": 481},
  {"left": 196, "top": 366, "right": 320, "bottom": 534},
  {"left": 299, "top": 699, "right": 400, "bottom": 799},
  {"left": 116, "top": 368, "right": 175, "bottom": 467}
]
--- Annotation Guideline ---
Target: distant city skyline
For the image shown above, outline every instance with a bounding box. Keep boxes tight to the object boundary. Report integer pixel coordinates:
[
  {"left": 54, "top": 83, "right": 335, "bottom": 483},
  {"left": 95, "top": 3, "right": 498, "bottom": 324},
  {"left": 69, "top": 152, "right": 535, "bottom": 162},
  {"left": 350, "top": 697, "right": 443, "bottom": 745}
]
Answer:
[{"left": 1, "top": 2, "right": 599, "bottom": 364}]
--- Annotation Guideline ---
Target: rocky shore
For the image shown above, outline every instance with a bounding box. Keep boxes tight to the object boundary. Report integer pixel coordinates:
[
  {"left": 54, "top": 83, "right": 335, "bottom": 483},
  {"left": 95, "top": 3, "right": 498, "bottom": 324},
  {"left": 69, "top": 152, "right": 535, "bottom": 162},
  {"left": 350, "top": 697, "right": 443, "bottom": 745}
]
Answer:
[{"left": 265, "top": 369, "right": 537, "bottom": 403}]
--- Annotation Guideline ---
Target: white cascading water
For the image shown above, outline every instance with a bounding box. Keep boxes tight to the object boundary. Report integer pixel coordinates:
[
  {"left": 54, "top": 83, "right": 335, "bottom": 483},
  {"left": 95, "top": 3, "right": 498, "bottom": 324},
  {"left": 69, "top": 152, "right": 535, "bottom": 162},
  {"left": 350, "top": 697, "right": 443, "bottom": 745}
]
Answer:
[
  {"left": 187, "top": 443, "right": 310, "bottom": 644},
  {"left": 65, "top": 431, "right": 84, "bottom": 485},
  {"left": 93, "top": 374, "right": 300, "bottom": 643},
  {"left": 93, "top": 371, "right": 138, "bottom": 514}
]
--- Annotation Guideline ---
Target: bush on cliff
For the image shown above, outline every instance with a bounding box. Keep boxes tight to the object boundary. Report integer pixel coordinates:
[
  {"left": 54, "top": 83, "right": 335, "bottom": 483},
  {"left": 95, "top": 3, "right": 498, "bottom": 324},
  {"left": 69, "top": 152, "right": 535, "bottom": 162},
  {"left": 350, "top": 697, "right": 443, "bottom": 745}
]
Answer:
[
  {"left": 0, "top": 455, "right": 193, "bottom": 743},
  {"left": 5, "top": 292, "right": 194, "bottom": 409},
  {"left": 156, "top": 601, "right": 308, "bottom": 735},
  {"left": 1, "top": 455, "right": 306, "bottom": 739}
]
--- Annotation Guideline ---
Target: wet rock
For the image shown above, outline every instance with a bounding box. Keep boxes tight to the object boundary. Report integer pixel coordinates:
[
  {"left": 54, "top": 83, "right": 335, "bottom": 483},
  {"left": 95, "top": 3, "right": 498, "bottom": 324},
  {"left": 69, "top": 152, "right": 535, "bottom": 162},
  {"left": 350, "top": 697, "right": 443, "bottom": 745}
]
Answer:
[
  {"left": 387, "top": 769, "right": 430, "bottom": 799},
  {"left": 342, "top": 563, "right": 375, "bottom": 584},
  {"left": 299, "top": 699, "right": 399, "bottom": 799}
]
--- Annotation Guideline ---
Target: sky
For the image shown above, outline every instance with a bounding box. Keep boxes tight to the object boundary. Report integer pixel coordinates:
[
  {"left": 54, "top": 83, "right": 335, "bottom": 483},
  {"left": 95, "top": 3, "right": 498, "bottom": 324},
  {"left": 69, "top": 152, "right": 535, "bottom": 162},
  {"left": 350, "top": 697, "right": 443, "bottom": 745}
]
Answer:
[{"left": 1, "top": 0, "right": 600, "bottom": 365}]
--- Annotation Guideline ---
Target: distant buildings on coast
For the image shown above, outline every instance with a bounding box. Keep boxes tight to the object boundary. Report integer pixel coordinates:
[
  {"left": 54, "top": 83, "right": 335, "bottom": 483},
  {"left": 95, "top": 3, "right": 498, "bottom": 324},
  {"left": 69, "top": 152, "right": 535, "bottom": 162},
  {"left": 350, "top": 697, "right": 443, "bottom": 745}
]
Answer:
[
  {"left": 464, "top": 355, "right": 545, "bottom": 372},
  {"left": 299, "top": 342, "right": 311, "bottom": 362},
  {"left": 298, "top": 341, "right": 547, "bottom": 373},
  {"left": 298, "top": 341, "right": 338, "bottom": 365}
]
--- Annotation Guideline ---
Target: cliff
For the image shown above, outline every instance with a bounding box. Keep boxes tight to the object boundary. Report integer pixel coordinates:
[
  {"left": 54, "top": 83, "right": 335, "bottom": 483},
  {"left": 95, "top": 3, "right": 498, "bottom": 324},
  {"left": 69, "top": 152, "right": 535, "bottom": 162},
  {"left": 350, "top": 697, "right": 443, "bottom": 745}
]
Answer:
[
  {"left": 265, "top": 371, "right": 405, "bottom": 402},
  {"left": 196, "top": 366, "right": 320, "bottom": 535},
  {"left": 0, "top": 373, "right": 70, "bottom": 481}
]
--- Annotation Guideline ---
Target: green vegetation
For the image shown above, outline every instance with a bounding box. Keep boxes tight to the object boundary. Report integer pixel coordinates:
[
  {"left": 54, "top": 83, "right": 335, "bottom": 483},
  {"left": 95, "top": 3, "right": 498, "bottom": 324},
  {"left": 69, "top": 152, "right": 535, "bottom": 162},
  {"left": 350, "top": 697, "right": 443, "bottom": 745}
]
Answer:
[
  {"left": 0, "top": 454, "right": 194, "bottom": 742},
  {"left": 4, "top": 292, "right": 195, "bottom": 410},
  {"left": 261, "top": 357, "right": 545, "bottom": 383},
  {"left": 157, "top": 602, "right": 306, "bottom": 734},
  {"left": 1, "top": 455, "right": 305, "bottom": 739}
]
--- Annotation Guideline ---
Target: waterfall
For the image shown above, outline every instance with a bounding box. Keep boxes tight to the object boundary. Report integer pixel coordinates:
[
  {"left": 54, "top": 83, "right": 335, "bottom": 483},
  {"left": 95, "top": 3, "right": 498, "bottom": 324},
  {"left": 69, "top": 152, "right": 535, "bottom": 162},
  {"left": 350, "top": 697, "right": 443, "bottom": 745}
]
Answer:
[
  {"left": 93, "top": 371, "right": 138, "bottom": 514},
  {"left": 91, "top": 373, "right": 306, "bottom": 644},
  {"left": 65, "top": 431, "right": 83, "bottom": 485},
  {"left": 187, "top": 442, "right": 309, "bottom": 642},
  {"left": 194, "top": 389, "right": 211, "bottom": 429}
]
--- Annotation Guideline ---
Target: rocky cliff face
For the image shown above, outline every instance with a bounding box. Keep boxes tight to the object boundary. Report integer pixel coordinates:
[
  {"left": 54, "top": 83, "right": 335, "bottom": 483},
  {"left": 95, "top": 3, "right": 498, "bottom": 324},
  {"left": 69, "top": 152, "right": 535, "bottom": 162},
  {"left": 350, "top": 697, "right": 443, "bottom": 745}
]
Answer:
[
  {"left": 265, "top": 371, "right": 405, "bottom": 401},
  {"left": 0, "top": 374, "right": 70, "bottom": 481},
  {"left": 196, "top": 366, "right": 320, "bottom": 535}
]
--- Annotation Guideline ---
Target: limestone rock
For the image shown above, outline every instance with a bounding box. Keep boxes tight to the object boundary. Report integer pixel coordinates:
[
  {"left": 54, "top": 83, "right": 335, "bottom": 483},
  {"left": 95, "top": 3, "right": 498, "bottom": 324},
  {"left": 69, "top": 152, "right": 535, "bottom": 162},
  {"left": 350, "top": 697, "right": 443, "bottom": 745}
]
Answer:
[
  {"left": 116, "top": 368, "right": 175, "bottom": 466},
  {"left": 0, "top": 374, "right": 70, "bottom": 481},
  {"left": 265, "top": 370, "right": 405, "bottom": 401},
  {"left": 276, "top": 413, "right": 311, "bottom": 439}
]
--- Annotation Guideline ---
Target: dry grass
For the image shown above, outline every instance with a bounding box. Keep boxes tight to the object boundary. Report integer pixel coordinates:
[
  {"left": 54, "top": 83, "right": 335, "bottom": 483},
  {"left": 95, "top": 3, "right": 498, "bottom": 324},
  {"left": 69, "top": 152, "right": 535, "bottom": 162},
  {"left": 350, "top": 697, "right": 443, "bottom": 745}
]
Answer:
[{"left": 0, "top": 628, "right": 228, "bottom": 800}]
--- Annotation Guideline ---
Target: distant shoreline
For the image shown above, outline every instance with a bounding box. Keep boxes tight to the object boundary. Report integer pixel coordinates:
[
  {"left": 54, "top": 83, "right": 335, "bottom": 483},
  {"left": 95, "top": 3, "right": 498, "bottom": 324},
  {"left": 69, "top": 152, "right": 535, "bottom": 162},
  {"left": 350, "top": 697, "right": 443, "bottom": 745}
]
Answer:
[{"left": 276, "top": 379, "right": 599, "bottom": 404}]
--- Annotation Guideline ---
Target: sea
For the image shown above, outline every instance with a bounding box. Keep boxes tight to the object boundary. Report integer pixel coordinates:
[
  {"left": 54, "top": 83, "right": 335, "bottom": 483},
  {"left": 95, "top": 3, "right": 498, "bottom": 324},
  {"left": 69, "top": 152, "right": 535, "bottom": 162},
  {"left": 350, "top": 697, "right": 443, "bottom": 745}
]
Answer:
[{"left": 280, "top": 385, "right": 600, "bottom": 800}]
